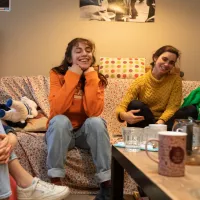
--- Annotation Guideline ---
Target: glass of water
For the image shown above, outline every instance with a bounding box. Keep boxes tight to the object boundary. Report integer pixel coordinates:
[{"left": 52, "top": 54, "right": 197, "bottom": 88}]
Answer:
[{"left": 122, "top": 127, "right": 143, "bottom": 152}]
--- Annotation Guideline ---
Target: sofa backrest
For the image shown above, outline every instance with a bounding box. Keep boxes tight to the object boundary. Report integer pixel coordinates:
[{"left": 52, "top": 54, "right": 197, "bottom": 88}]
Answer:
[
  {"left": 1, "top": 75, "right": 200, "bottom": 136},
  {"left": 0, "top": 76, "right": 50, "bottom": 117},
  {"left": 103, "top": 79, "right": 200, "bottom": 136}
]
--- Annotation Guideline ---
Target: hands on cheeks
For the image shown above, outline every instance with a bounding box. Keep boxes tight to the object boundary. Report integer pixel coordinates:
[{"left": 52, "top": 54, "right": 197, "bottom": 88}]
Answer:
[
  {"left": 0, "top": 134, "right": 12, "bottom": 164},
  {"left": 69, "top": 64, "right": 94, "bottom": 75},
  {"left": 120, "top": 110, "right": 144, "bottom": 124}
]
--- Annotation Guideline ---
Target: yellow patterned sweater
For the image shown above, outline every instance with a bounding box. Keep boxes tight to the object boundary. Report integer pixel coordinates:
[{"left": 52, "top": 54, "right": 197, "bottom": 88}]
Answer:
[{"left": 116, "top": 70, "right": 182, "bottom": 122}]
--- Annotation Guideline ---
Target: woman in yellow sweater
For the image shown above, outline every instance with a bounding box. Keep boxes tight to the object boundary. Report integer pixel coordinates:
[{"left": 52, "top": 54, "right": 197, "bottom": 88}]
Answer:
[
  {"left": 116, "top": 45, "right": 198, "bottom": 130},
  {"left": 46, "top": 38, "right": 111, "bottom": 200}
]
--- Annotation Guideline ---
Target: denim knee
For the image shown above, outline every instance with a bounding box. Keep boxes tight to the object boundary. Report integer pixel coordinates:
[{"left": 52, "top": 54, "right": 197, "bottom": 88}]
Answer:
[
  {"left": 46, "top": 115, "right": 73, "bottom": 137},
  {"left": 84, "top": 117, "right": 107, "bottom": 132},
  {"left": 49, "top": 115, "right": 72, "bottom": 129}
]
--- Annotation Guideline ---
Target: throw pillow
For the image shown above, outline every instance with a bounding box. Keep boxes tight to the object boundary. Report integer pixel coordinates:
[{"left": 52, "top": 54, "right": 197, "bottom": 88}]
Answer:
[
  {"left": 99, "top": 57, "right": 146, "bottom": 79},
  {"left": 14, "top": 111, "right": 47, "bottom": 132}
]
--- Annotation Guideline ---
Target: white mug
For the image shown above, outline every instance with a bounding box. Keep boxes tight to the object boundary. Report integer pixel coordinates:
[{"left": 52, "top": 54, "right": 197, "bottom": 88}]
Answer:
[{"left": 142, "top": 124, "right": 167, "bottom": 145}]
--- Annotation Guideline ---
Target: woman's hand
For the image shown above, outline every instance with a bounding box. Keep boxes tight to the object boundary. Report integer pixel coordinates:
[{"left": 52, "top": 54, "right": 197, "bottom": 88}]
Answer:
[
  {"left": 156, "top": 119, "right": 165, "bottom": 124},
  {"left": 0, "top": 134, "right": 12, "bottom": 164},
  {"left": 68, "top": 64, "right": 83, "bottom": 75},
  {"left": 84, "top": 67, "right": 95, "bottom": 74},
  {"left": 120, "top": 110, "right": 144, "bottom": 124}
]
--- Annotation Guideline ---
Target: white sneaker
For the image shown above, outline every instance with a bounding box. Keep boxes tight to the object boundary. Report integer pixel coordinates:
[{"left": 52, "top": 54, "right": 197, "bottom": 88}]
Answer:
[{"left": 17, "top": 177, "right": 70, "bottom": 200}]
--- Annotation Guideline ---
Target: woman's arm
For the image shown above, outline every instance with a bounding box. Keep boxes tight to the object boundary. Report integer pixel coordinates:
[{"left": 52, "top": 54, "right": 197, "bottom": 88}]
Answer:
[
  {"left": 116, "top": 79, "right": 141, "bottom": 122},
  {"left": 0, "top": 125, "right": 17, "bottom": 164},
  {"left": 0, "top": 134, "right": 11, "bottom": 164},
  {"left": 49, "top": 69, "right": 82, "bottom": 115},
  {"left": 4, "top": 125, "right": 17, "bottom": 150},
  {"left": 158, "top": 77, "right": 182, "bottom": 122},
  {"left": 83, "top": 68, "right": 104, "bottom": 116}
]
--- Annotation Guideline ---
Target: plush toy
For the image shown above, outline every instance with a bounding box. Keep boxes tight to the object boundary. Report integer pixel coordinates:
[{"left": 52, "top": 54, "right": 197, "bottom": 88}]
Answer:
[{"left": 0, "top": 96, "right": 38, "bottom": 124}]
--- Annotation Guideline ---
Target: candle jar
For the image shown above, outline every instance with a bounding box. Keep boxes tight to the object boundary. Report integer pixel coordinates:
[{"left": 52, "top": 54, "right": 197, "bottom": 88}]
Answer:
[{"left": 173, "top": 118, "right": 200, "bottom": 165}]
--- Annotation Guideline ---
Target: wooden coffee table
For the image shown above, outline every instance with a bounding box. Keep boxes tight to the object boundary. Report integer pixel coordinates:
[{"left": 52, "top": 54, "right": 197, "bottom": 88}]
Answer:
[{"left": 111, "top": 146, "right": 200, "bottom": 200}]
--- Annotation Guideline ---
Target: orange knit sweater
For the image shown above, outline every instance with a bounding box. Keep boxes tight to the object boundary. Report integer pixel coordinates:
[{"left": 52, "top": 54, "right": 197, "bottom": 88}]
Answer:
[{"left": 48, "top": 70, "right": 104, "bottom": 128}]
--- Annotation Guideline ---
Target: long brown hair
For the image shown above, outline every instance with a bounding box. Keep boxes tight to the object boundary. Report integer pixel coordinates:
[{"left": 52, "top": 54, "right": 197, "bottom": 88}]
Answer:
[{"left": 52, "top": 38, "right": 107, "bottom": 89}]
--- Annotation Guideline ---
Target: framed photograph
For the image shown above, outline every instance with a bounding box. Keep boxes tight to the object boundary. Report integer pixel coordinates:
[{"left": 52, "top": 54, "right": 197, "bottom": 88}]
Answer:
[
  {"left": 80, "top": 0, "right": 155, "bottom": 22},
  {"left": 0, "top": 0, "right": 11, "bottom": 11}
]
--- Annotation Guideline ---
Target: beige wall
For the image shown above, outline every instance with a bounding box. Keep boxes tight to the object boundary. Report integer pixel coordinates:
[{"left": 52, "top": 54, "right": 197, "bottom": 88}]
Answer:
[{"left": 0, "top": 0, "right": 200, "bottom": 80}]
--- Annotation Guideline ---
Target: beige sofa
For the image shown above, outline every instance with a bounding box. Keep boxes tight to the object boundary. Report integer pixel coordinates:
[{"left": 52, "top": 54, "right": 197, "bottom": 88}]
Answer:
[{"left": 0, "top": 75, "right": 200, "bottom": 195}]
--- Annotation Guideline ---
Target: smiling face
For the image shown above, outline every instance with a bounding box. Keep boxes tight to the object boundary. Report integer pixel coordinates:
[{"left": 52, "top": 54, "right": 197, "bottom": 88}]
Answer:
[
  {"left": 152, "top": 52, "right": 177, "bottom": 79},
  {"left": 70, "top": 42, "right": 94, "bottom": 70}
]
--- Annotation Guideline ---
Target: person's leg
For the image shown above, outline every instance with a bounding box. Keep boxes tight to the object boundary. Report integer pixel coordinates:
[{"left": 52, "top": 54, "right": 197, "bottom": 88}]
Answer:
[
  {"left": 9, "top": 158, "right": 34, "bottom": 188},
  {"left": 127, "top": 100, "right": 155, "bottom": 128},
  {"left": 0, "top": 160, "right": 11, "bottom": 200},
  {"left": 166, "top": 105, "right": 198, "bottom": 131},
  {"left": 46, "top": 115, "right": 75, "bottom": 180},
  {"left": 131, "top": 0, "right": 138, "bottom": 19},
  {"left": 146, "top": 0, "right": 155, "bottom": 22},
  {"left": 8, "top": 154, "right": 70, "bottom": 200},
  {"left": 75, "top": 117, "right": 111, "bottom": 200},
  {"left": 0, "top": 130, "right": 12, "bottom": 200},
  {"left": 80, "top": 0, "right": 99, "bottom": 7}
]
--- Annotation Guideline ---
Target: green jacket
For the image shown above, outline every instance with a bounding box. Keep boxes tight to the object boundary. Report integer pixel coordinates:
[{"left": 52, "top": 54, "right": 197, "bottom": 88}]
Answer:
[{"left": 181, "top": 87, "right": 200, "bottom": 119}]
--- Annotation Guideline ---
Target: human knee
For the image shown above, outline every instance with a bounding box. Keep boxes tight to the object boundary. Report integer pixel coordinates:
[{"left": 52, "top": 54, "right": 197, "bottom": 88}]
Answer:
[
  {"left": 85, "top": 117, "right": 106, "bottom": 129},
  {"left": 127, "top": 100, "right": 146, "bottom": 111},
  {"left": 48, "top": 115, "right": 71, "bottom": 130},
  {"left": 176, "top": 105, "right": 198, "bottom": 119},
  {"left": 188, "top": 105, "right": 198, "bottom": 119}
]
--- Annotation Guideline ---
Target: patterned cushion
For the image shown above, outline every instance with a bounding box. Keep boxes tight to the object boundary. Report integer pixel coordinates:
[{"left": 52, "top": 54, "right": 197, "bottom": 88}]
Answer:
[
  {"left": 14, "top": 112, "right": 48, "bottom": 132},
  {"left": 0, "top": 76, "right": 50, "bottom": 117},
  {"left": 99, "top": 57, "right": 146, "bottom": 79},
  {"left": 182, "top": 81, "right": 200, "bottom": 98},
  {"left": 100, "top": 78, "right": 133, "bottom": 136},
  {"left": 15, "top": 132, "right": 137, "bottom": 194}
]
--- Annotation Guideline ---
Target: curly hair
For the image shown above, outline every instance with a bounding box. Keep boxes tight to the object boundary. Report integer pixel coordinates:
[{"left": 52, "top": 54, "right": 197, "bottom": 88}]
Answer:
[{"left": 52, "top": 38, "right": 107, "bottom": 89}]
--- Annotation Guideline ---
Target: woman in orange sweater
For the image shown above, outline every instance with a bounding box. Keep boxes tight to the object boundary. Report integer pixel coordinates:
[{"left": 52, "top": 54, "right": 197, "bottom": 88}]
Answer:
[{"left": 46, "top": 38, "right": 111, "bottom": 200}]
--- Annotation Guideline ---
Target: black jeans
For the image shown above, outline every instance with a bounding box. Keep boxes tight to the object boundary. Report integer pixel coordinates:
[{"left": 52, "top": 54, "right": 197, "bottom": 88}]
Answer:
[{"left": 127, "top": 100, "right": 198, "bottom": 130}]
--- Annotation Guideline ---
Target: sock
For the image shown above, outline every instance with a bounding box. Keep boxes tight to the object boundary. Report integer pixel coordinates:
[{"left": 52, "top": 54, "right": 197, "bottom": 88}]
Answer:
[
  {"left": 101, "top": 180, "right": 111, "bottom": 188},
  {"left": 51, "top": 177, "right": 62, "bottom": 185},
  {"left": 18, "top": 177, "right": 36, "bottom": 189}
]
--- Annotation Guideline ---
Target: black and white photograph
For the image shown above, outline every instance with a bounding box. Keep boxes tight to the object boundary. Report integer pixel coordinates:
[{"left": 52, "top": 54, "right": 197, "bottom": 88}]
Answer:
[
  {"left": 0, "top": 0, "right": 10, "bottom": 11},
  {"left": 80, "top": 0, "right": 155, "bottom": 22}
]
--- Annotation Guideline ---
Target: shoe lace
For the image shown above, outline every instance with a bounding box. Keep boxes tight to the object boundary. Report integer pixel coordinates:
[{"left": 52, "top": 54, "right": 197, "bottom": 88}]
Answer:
[{"left": 35, "top": 179, "right": 55, "bottom": 190}]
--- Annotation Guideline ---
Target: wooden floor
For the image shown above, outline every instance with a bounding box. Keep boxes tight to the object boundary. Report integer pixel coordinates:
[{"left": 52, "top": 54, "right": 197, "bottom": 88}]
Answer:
[
  {"left": 66, "top": 194, "right": 95, "bottom": 200},
  {"left": 65, "top": 194, "right": 134, "bottom": 200}
]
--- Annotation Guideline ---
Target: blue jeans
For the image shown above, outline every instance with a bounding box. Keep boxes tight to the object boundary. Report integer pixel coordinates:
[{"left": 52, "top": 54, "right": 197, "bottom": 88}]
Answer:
[
  {"left": 0, "top": 134, "right": 17, "bottom": 199},
  {"left": 46, "top": 115, "right": 111, "bottom": 183}
]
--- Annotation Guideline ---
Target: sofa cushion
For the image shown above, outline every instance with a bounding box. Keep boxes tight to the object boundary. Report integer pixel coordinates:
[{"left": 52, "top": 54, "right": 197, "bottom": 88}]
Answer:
[
  {"left": 1, "top": 76, "right": 200, "bottom": 136},
  {"left": 100, "top": 78, "right": 133, "bottom": 136},
  {"left": 14, "top": 112, "right": 48, "bottom": 132},
  {"left": 182, "top": 81, "right": 200, "bottom": 98},
  {"left": 99, "top": 57, "right": 146, "bottom": 79},
  {"left": 102, "top": 79, "right": 200, "bottom": 136},
  {"left": 15, "top": 132, "right": 137, "bottom": 194},
  {"left": 0, "top": 76, "right": 50, "bottom": 117}
]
